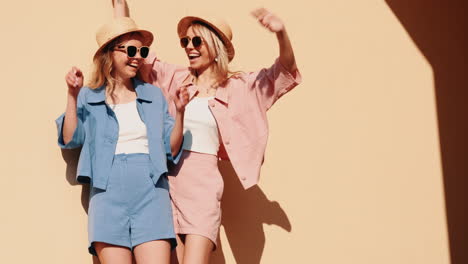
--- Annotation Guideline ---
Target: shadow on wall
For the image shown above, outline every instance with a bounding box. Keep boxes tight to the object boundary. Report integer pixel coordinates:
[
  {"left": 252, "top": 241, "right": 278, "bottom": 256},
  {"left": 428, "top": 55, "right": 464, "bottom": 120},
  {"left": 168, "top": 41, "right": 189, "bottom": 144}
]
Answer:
[
  {"left": 384, "top": 1, "right": 468, "bottom": 263},
  {"left": 212, "top": 161, "right": 292, "bottom": 264},
  {"left": 62, "top": 149, "right": 291, "bottom": 264},
  {"left": 61, "top": 148, "right": 100, "bottom": 264}
]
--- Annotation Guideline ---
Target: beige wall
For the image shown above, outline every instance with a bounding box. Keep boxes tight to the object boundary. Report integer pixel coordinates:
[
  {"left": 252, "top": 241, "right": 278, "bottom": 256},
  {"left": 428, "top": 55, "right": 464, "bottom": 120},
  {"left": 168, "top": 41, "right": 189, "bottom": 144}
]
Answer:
[{"left": 0, "top": 0, "right": 452, "bottom": 263}]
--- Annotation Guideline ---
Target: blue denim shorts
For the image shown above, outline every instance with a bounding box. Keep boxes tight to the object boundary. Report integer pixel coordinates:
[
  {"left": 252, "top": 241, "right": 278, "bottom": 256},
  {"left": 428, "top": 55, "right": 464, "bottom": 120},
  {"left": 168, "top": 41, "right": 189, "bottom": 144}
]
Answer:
[{"left": 87, "top": 153, "right": 176, "bottom": 255}]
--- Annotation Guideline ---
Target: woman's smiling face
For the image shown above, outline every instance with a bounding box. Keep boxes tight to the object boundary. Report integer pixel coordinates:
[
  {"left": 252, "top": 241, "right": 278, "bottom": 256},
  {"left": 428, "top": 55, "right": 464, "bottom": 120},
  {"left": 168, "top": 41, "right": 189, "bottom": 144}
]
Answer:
[
  {"left": 183, "top": 26, "right": 213, "bottom": 72},
  {"left": 111, "top": 34, "right": 146, "bottom": 80}
]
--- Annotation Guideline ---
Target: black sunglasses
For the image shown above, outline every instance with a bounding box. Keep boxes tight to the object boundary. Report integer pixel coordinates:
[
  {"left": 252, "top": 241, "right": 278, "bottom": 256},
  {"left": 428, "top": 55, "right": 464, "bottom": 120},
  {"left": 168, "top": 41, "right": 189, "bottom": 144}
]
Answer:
[
  {"left": 180, "top": 36, "right": 203, "bottom": 48},
  {"left": 115, "top": 45, "right": 150, "bottom": 58}
]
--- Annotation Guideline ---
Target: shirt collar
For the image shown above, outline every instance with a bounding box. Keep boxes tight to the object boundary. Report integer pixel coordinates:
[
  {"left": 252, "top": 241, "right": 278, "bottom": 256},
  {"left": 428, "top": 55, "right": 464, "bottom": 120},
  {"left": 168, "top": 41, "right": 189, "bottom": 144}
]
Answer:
[
  {"left": 133, "top": 78, "right": 153, "bottom": 102},
  {"left": 180, "top": 73, "right": 229, "bottom": 104},
  {"left": 86, "top": 78, "right": 152, "bottom": 103},
  {"left": 87, "top": 85, "right": 106, "bottom": 103}
]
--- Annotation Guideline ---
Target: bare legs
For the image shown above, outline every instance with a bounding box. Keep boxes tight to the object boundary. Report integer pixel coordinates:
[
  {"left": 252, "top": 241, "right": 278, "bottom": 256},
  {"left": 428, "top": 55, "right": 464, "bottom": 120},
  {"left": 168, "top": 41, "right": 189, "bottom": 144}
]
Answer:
[
  {"left": 94, "top": 243, "right": 132, "bottom": 264},
  {"left": 94, "top": 240, "right": 171, "bottom": 264},
  {"left": 171, "top": 234, "right": 214, "bottom": 264}
]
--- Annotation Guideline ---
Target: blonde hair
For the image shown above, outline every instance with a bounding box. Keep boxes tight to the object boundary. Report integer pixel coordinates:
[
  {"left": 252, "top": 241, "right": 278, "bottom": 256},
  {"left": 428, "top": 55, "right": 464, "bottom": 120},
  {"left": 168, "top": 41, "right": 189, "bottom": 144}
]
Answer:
[
  {"left": 87, "top": 32, "right": 145, "bottom": 100},
  {"left": 190, "top": 22, "right": 240, "bottom": 86},
  {"left": 88, "top": 38, "right": 118, "bottom": 91}
]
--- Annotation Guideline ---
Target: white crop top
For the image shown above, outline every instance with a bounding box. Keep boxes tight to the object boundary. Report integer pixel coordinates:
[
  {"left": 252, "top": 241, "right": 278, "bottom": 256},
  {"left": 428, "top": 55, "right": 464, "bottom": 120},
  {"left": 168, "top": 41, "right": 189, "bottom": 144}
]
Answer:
[
  {"left": 182, "top": 97, "right": 220, "bottom": 155},
  {"left": 109, "top": 100, "right": 149, "bottom": 154}
]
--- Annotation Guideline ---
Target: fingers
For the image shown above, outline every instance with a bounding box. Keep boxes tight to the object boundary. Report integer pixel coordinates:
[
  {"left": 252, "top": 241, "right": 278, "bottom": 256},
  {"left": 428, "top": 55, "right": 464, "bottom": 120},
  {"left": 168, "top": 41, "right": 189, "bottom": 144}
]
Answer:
[
  {"left": 174, "top": 87, "right": 190, "bottom": 111},
  {"left": 251, "top": 7, "right": 269, "bottom": 20},
  {"left": 65, "top": 74, "right": 75, "bottom": 88},
  {"left": 179, "top": 87, "right": 189, "bottom": 104},
  {"left": 65, "top": 70, "right": 75, "bottom": 87},
  {"left": 65, "top": 66, "right": 84, "bottom": 89},
  {"left": 251, "top": 7, "right": 281, "bottom": 32},
  {"left": 73, "top": 66, "right": 83, "bottom": 77},
  {"left": 259, "top": 14, "right": 274, "bottom": 29},
  {"left": 174, "top": 88, "right": 181, "bottom": 104}
]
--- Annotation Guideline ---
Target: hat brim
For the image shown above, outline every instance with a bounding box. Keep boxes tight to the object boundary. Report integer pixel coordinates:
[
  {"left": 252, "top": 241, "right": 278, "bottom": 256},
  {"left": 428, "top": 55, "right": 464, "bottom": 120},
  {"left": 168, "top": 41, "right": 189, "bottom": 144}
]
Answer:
[
  {"left": 177, "top": 16, "right": 235, "bottom": 62},
  {"left": 93, "top": 29, "right": 154, "bottom": 61}
]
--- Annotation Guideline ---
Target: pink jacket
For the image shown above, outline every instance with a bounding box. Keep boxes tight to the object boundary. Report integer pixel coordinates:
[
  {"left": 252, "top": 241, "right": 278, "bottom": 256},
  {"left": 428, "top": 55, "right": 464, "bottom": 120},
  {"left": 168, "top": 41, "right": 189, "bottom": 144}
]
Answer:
[{"left": 139, "top": 55, "right": 302, "bottom": 189}]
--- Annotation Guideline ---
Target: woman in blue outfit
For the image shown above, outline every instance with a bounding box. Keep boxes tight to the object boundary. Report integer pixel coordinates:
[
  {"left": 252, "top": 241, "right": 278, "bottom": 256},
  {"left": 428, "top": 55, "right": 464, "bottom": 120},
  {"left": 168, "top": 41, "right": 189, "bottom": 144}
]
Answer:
[{"left": 56, "top": 17, "right": 189, "bottom": 264}]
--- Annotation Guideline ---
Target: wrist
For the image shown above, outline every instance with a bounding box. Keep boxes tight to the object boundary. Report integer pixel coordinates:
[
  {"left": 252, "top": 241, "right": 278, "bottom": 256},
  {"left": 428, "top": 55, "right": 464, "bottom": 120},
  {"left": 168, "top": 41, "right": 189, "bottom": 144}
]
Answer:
[
  {"left": 67, "top": 92, "right": 78, "bottom": 103},
  {"left": 67, "top": 88, "right": 79, "bottom": 97},
  {"left": 276, "top": 28, "right": 287, "bottom": 37},
  {"left": 176, "top": 108, "right": 185, "bottom": 116}
]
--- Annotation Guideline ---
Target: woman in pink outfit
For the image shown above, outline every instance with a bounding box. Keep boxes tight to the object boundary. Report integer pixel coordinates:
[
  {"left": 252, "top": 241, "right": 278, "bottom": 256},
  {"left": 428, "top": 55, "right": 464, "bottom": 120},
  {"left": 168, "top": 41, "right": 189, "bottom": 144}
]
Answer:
[{"left": 111, "top": 1, "right": 302, "bottom": 263}]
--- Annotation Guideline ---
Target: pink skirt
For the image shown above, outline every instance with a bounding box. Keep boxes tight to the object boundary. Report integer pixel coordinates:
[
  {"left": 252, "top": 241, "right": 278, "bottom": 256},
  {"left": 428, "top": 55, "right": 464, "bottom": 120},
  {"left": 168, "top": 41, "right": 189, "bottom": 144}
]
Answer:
[{"left": 168, "top": 150, "right": 224, "bottom": 247}]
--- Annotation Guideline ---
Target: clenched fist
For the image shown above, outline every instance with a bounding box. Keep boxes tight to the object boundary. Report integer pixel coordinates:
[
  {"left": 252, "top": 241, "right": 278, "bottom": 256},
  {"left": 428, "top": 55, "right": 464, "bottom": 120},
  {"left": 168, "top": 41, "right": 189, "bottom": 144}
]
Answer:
[
  {"left": 65, "top": 66, "right": 84, "bottom": 97},
  {"left": 173, "top": 86, "right": 190, "bottom": 113}
]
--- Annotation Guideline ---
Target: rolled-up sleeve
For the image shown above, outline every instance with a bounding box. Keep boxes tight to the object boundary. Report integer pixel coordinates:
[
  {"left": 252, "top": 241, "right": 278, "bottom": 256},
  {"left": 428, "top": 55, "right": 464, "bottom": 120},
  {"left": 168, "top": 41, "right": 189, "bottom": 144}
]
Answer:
[
  {"left": 248, "top": 58, "right": 302, "bottom": 111},
  {"left": 55, "top": 90, "right": 86, "bottom": 149}
]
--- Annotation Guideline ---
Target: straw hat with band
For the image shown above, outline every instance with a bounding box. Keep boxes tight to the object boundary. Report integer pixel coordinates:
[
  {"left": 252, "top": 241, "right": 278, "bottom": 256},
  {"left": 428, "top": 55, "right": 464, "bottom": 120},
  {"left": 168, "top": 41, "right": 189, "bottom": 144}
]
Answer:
[
  {"left": 94, "top": 17, "right": 154, "bottom": 60},
  {"left": 177, "top": 16, "right": 235, "bottom": 62}
]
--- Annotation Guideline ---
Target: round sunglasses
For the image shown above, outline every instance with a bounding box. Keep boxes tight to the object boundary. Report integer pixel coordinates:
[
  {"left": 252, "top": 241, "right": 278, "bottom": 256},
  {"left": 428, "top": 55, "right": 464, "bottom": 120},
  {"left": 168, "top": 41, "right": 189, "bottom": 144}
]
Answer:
[
  {"left": 114, "top": 45, "right": 150, "bottom": 58},
  {"left": 180, "top": 36, "right": 203, "bottom": 48}
]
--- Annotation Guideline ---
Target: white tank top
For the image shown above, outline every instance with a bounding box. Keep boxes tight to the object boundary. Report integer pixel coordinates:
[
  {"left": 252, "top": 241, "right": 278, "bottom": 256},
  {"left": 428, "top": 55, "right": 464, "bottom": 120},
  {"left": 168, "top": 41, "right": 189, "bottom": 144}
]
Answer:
[
  {"left": 182, "top": 97, "right": 220, "bottom": 155},
  {"left": 109, "top": 100, "right": 149, "bottom": 154}
]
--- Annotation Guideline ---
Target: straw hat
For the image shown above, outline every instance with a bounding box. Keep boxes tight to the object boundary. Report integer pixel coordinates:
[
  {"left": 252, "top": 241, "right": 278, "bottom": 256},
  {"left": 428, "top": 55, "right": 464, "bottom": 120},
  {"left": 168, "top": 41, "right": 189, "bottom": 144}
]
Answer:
[
  {"left": 177, "top": 16, "right": 235, "bottom": 61},
  {"left": 94, "top": 17, "right": 154, "bottom": 60}
]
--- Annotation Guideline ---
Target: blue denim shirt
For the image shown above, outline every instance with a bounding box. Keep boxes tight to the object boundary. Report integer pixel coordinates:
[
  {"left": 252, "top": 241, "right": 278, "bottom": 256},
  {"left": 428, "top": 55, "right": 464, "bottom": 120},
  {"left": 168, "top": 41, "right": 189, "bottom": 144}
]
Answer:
[{"left": 55, "top": 78, "right": 182, "bottom": 190}]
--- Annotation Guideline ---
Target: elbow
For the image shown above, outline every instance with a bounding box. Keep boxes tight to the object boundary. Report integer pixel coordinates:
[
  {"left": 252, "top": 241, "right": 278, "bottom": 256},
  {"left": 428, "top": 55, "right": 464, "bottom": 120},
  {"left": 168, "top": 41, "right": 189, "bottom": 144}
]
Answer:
[
  {"left": 170, "top": 139, "right": 183, "bottom": 159},
  {"left": 171, "top": 144, "right": 181, "bottom": 158},
  {"left": 62, "top": 134, "right": 73, "bottom": 146},
  {"left": 285, "top": 62, "right": 298, "bottom": 75},
  {"left": 278, "top": 56, "right": 297, "bottom": 75}
]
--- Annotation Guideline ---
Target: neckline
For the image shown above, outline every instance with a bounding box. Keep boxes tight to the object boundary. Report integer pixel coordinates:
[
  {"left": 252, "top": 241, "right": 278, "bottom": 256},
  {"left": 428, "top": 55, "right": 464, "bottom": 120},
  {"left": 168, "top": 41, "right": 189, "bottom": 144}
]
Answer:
[{"left": 108, "top": 100, "right": 136, "bottom": 107}]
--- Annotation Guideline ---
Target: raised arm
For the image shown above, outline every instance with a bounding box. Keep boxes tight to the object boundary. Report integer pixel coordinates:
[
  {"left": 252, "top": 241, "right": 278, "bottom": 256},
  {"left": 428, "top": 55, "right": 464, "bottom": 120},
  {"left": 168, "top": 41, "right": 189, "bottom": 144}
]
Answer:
[
  {"left": 62, "top": 67, "right": 84, "bottom": 145},
  {"left": 162, "top": 86, "right": 189, "bottom": 164},
  {"left": 112, "top": 0, "right": 130, "bottom": 17},
  {"left": 170, "top": 87, "right": 189, "bottom": 157},
  {"left": 251, "top": 8, "right": 297, "bottom": 74}
]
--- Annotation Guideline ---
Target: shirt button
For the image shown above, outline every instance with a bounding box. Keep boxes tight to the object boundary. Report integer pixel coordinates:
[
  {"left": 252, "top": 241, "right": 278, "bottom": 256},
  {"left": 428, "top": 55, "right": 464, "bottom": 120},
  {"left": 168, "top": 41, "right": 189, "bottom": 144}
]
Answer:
[
  {"left": 241, "top": 177, "right": 247, "bottom": 181},
  {"left": 209, "top": 100, "right": 215, "bottom": 107},
  {"left": 224, "top": 140, "right": 230, "bottom": 145}
]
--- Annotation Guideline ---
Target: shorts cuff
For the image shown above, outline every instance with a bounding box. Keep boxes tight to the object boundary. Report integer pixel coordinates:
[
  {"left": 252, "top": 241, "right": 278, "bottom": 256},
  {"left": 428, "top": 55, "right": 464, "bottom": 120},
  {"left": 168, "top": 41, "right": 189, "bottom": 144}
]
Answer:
[{"left": 88, "top": 240, "right": 131, "bottom": 256}]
